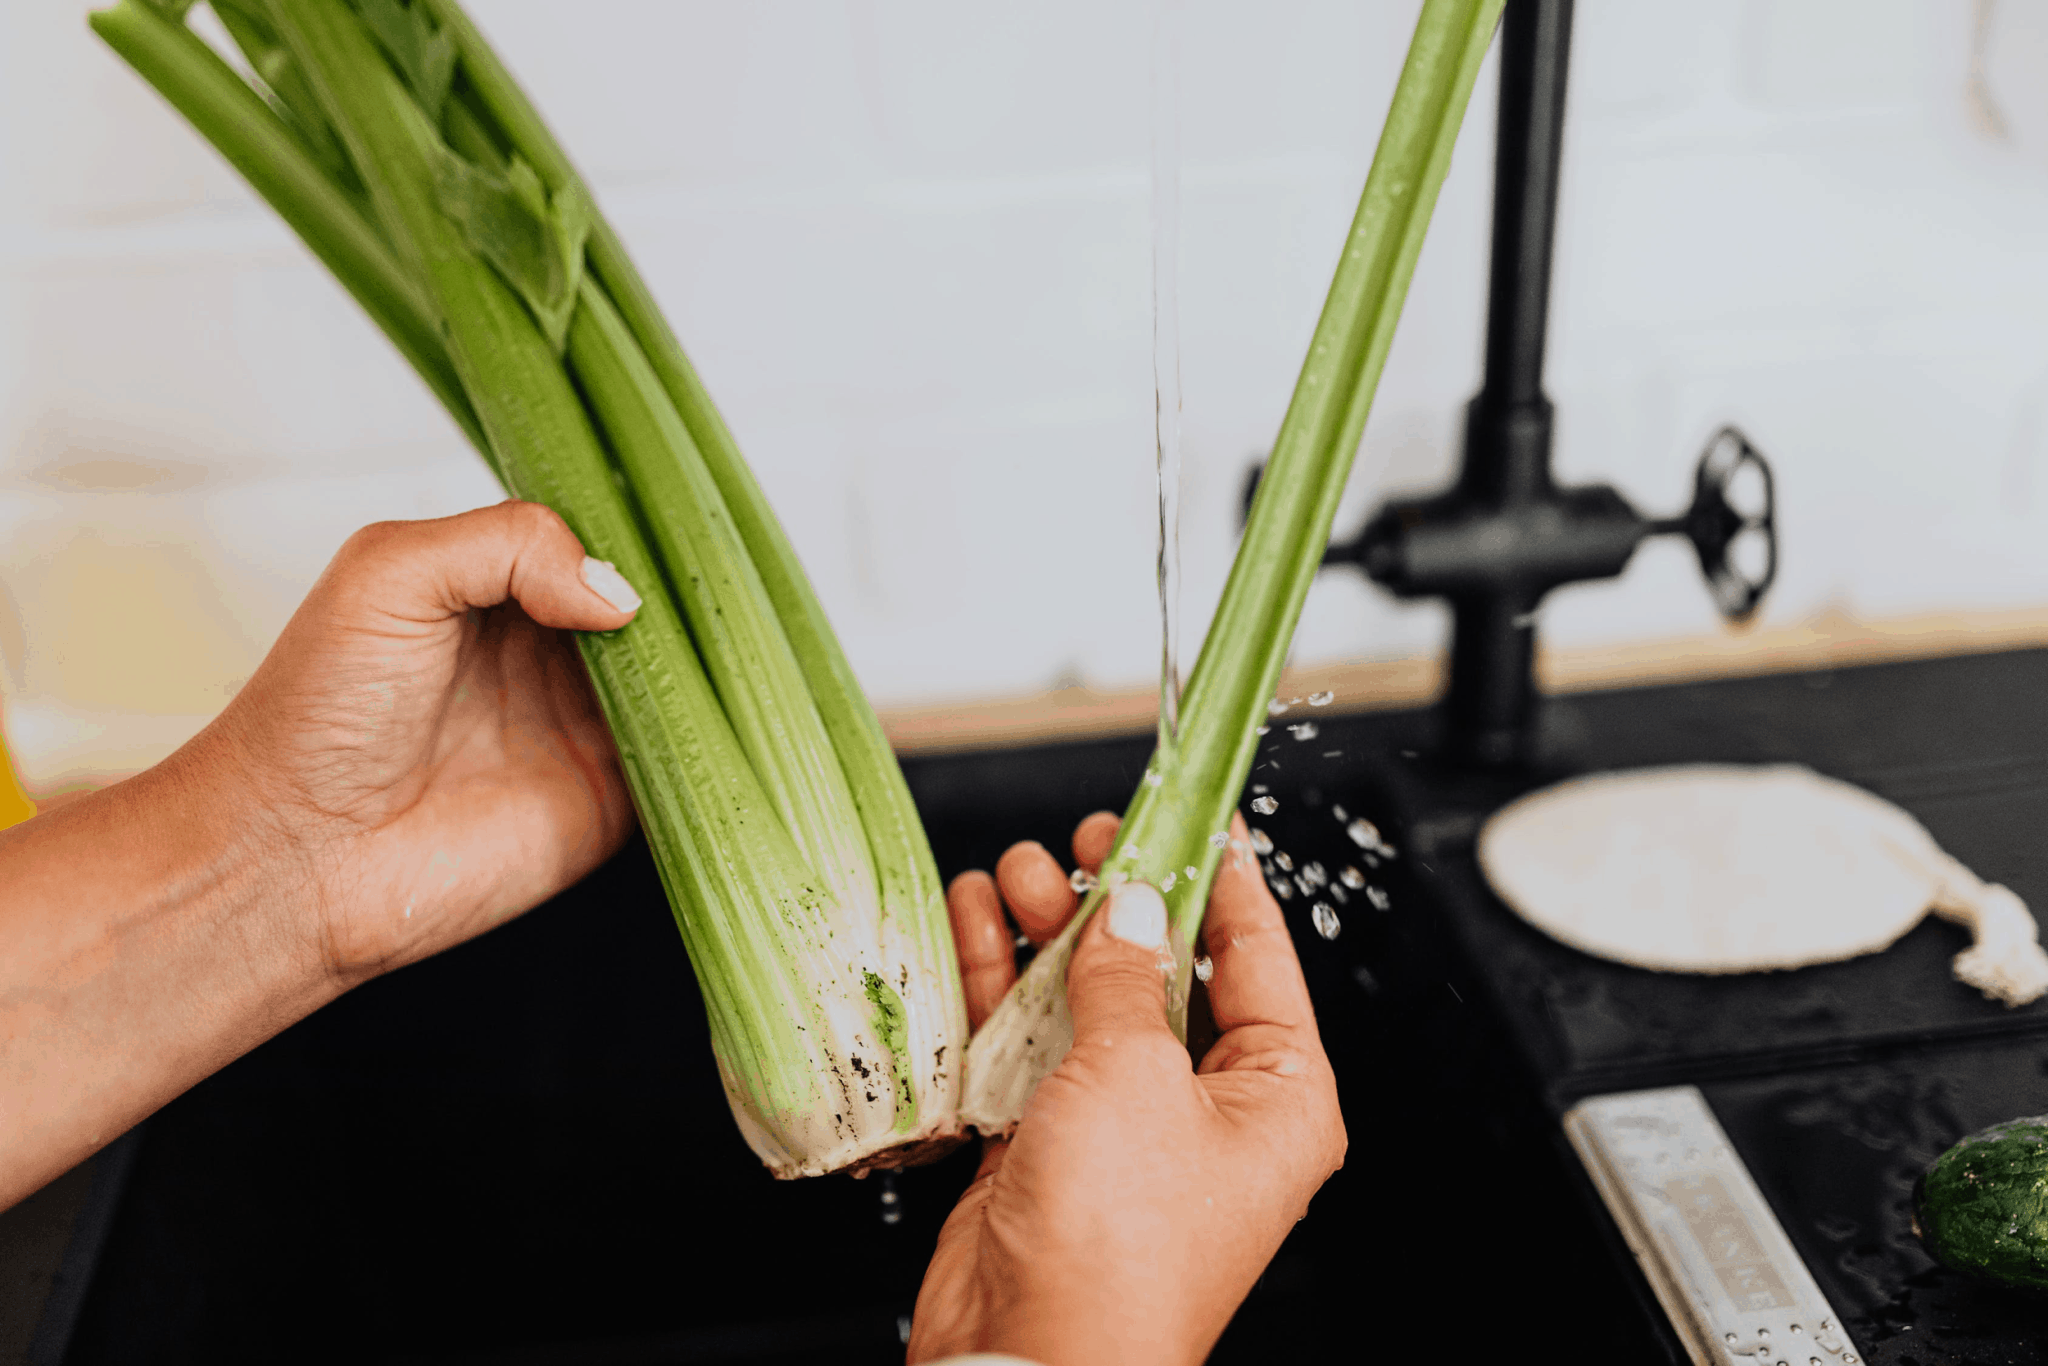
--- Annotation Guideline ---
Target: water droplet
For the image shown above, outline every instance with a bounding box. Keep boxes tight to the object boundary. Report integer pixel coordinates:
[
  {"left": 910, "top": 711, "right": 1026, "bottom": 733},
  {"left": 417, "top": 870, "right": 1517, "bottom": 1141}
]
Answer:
[
  {"left": 1267, "top": 698, "right": 1291, "bottom": 716},
  {"left": 1287, "top": 721, "right": 1320, "bottom": 742},
  {"left": 1107, "top": 869, "right": 1129, "bottom": 887},
  {"left": 1347, "top": 817, "right": 1381, "bottom": 849},
  {"left": 1160, "top": 871, "right": 1177, "bottom": 891},
  {"left": 1070, "top": 868, "right": 1098, "bottom": 894},
  {"left": 1340, "top": 865, "right": 1366, "bottom": 889},
  {"left": 1185, "top": 865, "right": 1198, "bottom": 881},
  {"left": 1269, "top": 877, "right": 1294, "bottom": 900},
  {"left": 1294, "top": 873, "right": 1315, "bottom": 898},
  {"left": 1302, "top": 861, "right": 1328, "bottom": 888},
  {"left": 1331, "top": 804, "right": 1348, "bottom": 822},
  {"left": 898, "top": 1315, "right": 912, "bottom": 1345},
  {"left": 1144, "top": 770, "right": 1164, "bottom": 786},
  {"left": 1312, "top": 902, "right": 1341, "bottom": 939},
  {"left": 880, "top": 1173, "right": 903, "bottom": 1225},
  {"left": 1194, "top": 954, "right": 1214, "bottom": 983},
  {"left": 1250, "top": 782, "right": 1268, "bottom": 795},
  {"left": 1251, "top": 795, "right": 1278, "bottom": 815},
  {"left": 1308, "top": 690, "right": 1334, "bottom": 706},
  {"left": 1014, "top": 932, "right": 1031, "bottom": 948},
  {"left": 1366, "top": 886, "right": 1391, "bottom": 912},
  {"left": 1274, "top": 851, "right": 1294, "bottom": 872},
  {"left": 1328, "top": 883, "right": 1348, "bottom": 905},
  {"left": 1209, "top": 831, "right": 1229, "bottom": 849},
  {"left": 1254, "top": 724, "right": 1270, "bottom": 736},
  {"left": 1249, "top": 828, "right": 1274, "bottom": 856}
]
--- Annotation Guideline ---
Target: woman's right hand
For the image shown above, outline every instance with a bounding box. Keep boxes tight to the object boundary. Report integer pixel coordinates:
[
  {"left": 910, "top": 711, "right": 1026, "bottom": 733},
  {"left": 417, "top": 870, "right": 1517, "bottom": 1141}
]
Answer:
[{"left": 914, "top": 812, "right": 1347, "bottom": 1366}]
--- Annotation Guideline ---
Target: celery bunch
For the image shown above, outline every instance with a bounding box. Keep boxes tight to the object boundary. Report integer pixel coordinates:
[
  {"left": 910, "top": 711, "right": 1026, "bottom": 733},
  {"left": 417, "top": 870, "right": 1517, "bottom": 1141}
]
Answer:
[
  {"left": 93, "top": 0, "right": 968, "bottom": 1177},
  {"left": 963, "top": 0, "right": 1505, "bottom": 1130}
]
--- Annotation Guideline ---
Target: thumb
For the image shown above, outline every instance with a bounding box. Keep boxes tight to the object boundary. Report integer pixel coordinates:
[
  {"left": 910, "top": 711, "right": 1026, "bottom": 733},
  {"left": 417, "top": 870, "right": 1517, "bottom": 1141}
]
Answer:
[
  {"left": 1065, "top": 881, "right": 1179, "bottom": 1047},
  {"left": 326, "top": 501, "right": 641, "bottom": 634}
]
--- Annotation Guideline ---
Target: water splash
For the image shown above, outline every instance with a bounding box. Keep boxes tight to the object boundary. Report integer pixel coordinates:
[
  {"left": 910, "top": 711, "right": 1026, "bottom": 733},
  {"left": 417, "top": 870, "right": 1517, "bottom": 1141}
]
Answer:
[
  {"left": 1151, "top": 0, "right": 1184, "bottom": 751},
  {"left": 1311, "top": 902, "right": 1341, "bottom": 939},
  {"left": 1251, "top": 795, "right": 1278, "bottom": 815},
  {"left": 1070, "top": 868, "right": 1098, "bottom": 894}
]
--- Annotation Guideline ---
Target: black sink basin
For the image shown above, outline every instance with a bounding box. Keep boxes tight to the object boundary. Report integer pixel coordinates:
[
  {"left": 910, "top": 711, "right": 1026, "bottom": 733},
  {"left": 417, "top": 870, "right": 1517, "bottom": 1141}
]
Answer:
[{"left": 53, "top": 647, "right": 2048, "bottom": 1362}]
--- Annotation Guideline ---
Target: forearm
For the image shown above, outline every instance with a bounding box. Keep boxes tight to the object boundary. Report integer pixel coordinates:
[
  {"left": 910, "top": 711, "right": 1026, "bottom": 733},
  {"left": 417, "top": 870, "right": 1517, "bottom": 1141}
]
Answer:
[{"left": 0, "top": 733, "right": 339, "bottom": 1209}]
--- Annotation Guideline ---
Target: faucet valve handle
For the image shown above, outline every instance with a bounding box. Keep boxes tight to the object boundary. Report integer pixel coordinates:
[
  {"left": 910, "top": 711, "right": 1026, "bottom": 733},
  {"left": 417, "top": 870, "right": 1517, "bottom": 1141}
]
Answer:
[{"left": 1675, "top": 426, "right": 1777, "bottom": 623}]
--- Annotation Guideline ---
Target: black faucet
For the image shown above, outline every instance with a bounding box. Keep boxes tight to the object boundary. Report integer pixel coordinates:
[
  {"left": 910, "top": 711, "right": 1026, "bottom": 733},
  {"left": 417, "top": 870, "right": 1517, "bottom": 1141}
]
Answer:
[{"left": 1253, "top": 0, "right": 1778, "bottom": 767}]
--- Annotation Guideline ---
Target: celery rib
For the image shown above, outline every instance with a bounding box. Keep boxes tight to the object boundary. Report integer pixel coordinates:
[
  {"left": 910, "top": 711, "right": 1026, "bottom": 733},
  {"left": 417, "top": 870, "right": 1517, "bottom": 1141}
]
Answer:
[{"left": 962, "top": 0, "right": 1507, "bottom": 1132}]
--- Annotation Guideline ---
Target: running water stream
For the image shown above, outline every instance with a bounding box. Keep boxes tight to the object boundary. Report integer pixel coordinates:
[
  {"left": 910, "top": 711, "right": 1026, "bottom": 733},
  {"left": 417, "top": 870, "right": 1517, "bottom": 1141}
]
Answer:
[{"left": 1152, "top": 0, "right": 1184, "bottom": 752}]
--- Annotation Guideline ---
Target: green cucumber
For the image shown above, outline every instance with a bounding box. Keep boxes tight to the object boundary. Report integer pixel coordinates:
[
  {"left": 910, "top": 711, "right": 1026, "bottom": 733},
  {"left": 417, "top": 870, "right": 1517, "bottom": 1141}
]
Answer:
[{"left": 1913, "top": 1114, "right": 2048, "bottom": 1294}]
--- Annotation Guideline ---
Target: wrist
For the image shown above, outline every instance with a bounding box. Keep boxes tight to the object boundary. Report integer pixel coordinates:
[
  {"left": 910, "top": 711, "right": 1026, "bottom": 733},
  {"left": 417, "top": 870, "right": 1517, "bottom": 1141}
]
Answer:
[
  {"left": 977, "top": 1277, "right": 1209, "bottom": 1366},
  {"left": 0, "top": 731, "right": 344, "bottom": 1208}
]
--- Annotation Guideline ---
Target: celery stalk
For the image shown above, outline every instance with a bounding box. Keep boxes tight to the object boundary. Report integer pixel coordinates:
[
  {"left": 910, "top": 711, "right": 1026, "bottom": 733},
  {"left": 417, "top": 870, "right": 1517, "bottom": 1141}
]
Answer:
[
  {"left": 92, "top": 0, "right": 966, "bottom": 1175},
  {"left": 962, "top": 0, "right": 1506, "bottom": 1130},
  {"left": 414, "top": 0, "right": 968, "bottom": 1109}
]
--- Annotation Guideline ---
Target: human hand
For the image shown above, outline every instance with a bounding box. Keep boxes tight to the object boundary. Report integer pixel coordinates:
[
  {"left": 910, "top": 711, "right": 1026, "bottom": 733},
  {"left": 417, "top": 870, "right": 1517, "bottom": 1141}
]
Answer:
[
  {"left": 204, "top": 500, "right": 640, "bottom": 982},
  {"left": 912, "top": 812, "right": 1347, "bottom": 1365}
]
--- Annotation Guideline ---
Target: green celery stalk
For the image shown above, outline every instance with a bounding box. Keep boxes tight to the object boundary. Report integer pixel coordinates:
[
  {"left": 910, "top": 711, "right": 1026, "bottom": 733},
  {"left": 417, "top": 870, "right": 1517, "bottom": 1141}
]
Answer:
[
  {"left": 415, "top": 0, "right": 967, "bottom": 1107},
  {"left": 962, "top": 0, "right": 1506, "bottom": 1130},
  {"left": 92, "top": 0, "right": 968, "bottom": 1174},
  {"left": 265, "top": 0, "right": 959, "bottom": 1172}
]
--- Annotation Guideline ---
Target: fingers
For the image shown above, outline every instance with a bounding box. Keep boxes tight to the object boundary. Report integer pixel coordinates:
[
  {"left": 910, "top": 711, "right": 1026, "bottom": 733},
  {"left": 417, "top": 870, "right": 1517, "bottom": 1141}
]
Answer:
[
  {"left": 330, "top": 501, "right": 639, "bottom": 635},
  {"left": 1071, "top": 811, "right": 1120, "bottom": 871},
  {"left": 1064, "top": 881, "right": 1180, "bottom": 1052},
  {"left": 1200, "top": 813, "right": 1317, "bottom": 1039},
  {"left": 994, "top": 842, "right": 1077, "bottom": 945},
  {"left": 946, "top": 871, "right": 1016, "bottom": 1031}
]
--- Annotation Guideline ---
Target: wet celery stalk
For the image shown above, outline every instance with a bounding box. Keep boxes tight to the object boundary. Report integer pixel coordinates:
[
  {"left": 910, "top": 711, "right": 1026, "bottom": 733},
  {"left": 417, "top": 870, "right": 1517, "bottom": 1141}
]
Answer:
[{"left": 962, "top": 0, "right": 1507, "bottom": 1131}]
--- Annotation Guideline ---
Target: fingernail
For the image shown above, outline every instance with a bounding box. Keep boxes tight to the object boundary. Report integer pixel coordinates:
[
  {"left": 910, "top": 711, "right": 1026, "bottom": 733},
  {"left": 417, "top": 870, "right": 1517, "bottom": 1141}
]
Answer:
[
  {"left": 1105, "top": 882, "right": 1167, "bottom": 949},
  {"left": 581, "top": 556, "right": 642, "bottom": 613}
]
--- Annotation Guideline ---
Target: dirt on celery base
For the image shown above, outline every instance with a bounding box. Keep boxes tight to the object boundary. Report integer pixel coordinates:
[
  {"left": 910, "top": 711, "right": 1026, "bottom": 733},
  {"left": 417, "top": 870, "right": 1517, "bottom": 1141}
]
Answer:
[{"left": 834, "top": 1127, "right": 969, "bottom": 1179}]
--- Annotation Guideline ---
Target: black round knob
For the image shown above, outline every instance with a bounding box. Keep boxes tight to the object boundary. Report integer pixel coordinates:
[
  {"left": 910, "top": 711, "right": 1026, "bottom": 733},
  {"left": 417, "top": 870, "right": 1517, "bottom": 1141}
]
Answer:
[{"left": 1683, "top": 427, "right": 1777, "bottom": 622}]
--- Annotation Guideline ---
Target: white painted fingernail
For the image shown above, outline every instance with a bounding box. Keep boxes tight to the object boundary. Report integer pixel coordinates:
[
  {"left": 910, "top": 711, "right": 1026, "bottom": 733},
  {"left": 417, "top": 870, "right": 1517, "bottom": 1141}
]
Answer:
[
  {"left": 581, "top": 556, "right": 642, "bottom": 613},
  {"left": 1105, "top": 882, "right": 1167, "bottom": 949}
]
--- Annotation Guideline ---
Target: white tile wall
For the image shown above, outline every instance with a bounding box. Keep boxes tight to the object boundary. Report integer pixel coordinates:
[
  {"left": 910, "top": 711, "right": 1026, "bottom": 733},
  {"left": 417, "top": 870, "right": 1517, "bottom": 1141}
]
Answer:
[{"left": 5, "top": 1, "right": 2048, "bottom": 783}]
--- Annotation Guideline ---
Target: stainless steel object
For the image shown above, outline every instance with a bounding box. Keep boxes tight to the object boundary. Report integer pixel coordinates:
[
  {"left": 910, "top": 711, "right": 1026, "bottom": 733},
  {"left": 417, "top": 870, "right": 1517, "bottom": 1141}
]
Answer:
[{"left": 1563, "top": 1086, "right": 1862, "bottom": 1366}]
